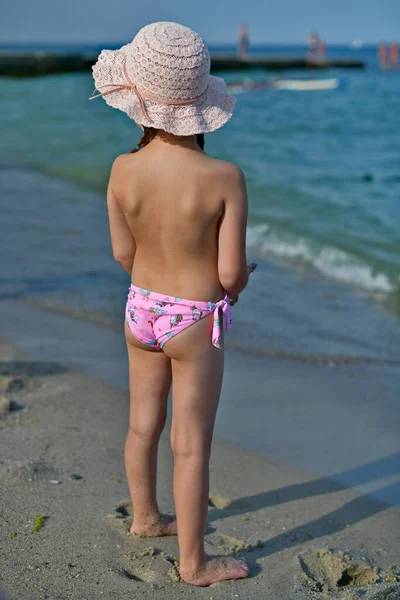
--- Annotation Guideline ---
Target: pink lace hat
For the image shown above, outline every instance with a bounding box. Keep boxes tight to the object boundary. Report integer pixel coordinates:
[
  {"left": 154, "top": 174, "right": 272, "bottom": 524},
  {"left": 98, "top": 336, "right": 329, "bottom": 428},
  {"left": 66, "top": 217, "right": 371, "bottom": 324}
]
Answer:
[{"left": 90, "top": 21, "right": 236, "bottom": 136}]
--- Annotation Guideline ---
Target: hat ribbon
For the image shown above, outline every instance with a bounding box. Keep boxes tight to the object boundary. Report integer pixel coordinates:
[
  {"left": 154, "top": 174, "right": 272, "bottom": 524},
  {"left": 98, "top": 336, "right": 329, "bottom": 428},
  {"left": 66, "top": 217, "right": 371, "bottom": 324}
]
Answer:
[{"left": 89, "top": 57, "right": 204, "bottom": 122}]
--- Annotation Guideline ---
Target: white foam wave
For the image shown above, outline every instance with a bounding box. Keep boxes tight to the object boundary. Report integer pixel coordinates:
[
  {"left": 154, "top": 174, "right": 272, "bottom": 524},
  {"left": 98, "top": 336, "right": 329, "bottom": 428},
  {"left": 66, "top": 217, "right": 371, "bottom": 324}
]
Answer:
[{"left": 246, "top": 224, "right": 397, "bottom": 293}]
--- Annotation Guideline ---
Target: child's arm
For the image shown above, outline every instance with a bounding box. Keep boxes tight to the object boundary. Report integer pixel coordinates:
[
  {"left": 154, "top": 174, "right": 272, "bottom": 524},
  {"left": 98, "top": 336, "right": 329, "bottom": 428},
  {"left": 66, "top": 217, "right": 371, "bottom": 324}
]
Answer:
[
  {"left": 227, "top": 263, "right": 257, "bottom": 306},
  {"left": 107, "top": 158, "right": 136, "bottom": 275},
  {"left": 218, "top": 165, "right": 250, "bottom": 297}
]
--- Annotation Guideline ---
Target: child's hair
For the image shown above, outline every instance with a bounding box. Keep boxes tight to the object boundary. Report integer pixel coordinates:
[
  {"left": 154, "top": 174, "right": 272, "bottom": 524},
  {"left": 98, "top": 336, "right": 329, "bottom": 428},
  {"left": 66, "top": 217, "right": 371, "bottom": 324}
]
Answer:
[{"left": 131, "top": 127, "right": 205, "bottom": 152}]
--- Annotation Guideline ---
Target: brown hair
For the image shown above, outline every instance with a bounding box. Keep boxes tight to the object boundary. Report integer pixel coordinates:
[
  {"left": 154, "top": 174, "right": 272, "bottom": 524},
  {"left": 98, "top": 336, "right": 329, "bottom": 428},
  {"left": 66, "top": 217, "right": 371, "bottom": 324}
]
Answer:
[{"left": 131, "top": 127, "right": 205, "bottom": 152}]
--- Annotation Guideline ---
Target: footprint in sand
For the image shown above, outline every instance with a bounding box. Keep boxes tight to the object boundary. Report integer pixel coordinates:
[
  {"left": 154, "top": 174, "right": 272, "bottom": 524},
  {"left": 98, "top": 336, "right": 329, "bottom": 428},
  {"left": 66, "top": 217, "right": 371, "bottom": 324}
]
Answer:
[
  {"left": 214, "top": 534, "right": 252, "bottom": 554},
  {"left": 298, "top": 548, "right": 400, "bottom": 597},
  {"left": 207, "top": 498, "right": 253, "bottom": 555},
  {"left": 120, "top": 548, "right": 180, "bottom": 584},
  {"left": 208, "top": 495, "right": 232, "bottom": 510},
  {"left": 108, "top": 502, "right": 181, "bottom": 585},
  {"left": 106, "top": 500, "right": 132, "bottom": 534}
]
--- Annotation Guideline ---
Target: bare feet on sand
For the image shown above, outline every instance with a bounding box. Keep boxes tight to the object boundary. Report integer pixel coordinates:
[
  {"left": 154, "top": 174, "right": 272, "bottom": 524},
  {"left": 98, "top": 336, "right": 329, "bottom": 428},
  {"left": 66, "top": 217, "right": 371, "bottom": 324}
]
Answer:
[
  {"left": 130, "top": 514, "right": 177, "bottom": 537},
  {"left": 180, "top": 555, "right": 249, "bottom": 586}
]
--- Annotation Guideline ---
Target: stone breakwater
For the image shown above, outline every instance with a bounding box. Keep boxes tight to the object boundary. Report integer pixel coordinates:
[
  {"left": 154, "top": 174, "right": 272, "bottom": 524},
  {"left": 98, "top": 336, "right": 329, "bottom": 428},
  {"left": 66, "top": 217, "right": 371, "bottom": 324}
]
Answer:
[{"left": 0, "top": 51, "right": 365, "bottom": 77}]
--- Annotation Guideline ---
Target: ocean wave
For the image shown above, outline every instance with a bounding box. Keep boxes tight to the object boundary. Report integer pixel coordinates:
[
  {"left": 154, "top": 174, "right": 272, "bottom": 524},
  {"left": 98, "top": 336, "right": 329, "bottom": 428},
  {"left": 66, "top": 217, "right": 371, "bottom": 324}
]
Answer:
[{"left": 247, "top": 224, "right": 398, "bottom": 293}]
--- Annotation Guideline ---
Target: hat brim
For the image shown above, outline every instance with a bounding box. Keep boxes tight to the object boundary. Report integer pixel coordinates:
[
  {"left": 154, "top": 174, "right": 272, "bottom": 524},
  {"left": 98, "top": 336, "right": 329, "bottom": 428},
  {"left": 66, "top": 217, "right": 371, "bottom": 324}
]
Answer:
[{"left": 91, "top": 49, "right": 236, "bottom": 135}]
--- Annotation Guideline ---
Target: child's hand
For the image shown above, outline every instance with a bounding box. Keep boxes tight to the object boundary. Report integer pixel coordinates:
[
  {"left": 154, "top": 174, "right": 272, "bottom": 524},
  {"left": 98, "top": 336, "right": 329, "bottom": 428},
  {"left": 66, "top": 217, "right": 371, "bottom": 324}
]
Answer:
[
  {"left": 226, "top": 264, "right": 256, "bottom": 306},
  {"left": 248, "top": 262, "right": 257, "bottom": 274},
  {"left": 227, "top": 293, "right": 239, "bottom": 306}
]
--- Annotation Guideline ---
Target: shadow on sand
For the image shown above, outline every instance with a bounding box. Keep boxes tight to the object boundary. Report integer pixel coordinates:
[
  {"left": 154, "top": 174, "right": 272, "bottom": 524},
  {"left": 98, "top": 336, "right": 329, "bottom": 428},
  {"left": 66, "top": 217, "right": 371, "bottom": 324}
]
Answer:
[{"left": 209, "top": 453, "right": 400, "bottom": 562}]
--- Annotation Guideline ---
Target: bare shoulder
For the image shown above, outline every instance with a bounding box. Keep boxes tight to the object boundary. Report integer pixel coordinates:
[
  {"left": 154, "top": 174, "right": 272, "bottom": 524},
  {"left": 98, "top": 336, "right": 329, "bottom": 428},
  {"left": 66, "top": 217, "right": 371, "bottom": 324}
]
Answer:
[
  {"left": 110, "top": 152, "right": 135, "bottom": 176},
  {"left": 108, "top": 154, "right": 139, "bottom": 205},
  {"left": 202, "top": 156, "right": 245, "bottom": 186},
  {"left": 203, "top": 158, "right": 246, "bottom": 200},
  {"left": 213, "top": 158, "right": 244, "bottom": 178},
  {"left": 109, "top": 153, "right": 139, "bottom": 194}
]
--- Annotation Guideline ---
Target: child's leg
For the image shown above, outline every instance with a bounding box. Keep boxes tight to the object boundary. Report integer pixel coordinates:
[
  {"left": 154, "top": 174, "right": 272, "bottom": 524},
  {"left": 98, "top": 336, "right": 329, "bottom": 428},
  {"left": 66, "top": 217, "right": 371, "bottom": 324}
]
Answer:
[
  {"left": 163, "top": 316, "right": 248, "bottom": 585},
  {"left": 124, "top": 322, "right": 176, "bottom": 536}
]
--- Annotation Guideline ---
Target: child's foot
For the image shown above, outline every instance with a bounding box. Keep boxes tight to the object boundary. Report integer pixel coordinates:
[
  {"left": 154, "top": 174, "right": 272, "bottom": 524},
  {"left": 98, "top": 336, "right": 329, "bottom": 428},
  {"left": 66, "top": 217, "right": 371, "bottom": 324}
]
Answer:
[
  {"left": 180, "top": 555, "right": 249, "bottom": 586},
  {"left": 130, "top": 514, "right": 177, "bottom": 536}
]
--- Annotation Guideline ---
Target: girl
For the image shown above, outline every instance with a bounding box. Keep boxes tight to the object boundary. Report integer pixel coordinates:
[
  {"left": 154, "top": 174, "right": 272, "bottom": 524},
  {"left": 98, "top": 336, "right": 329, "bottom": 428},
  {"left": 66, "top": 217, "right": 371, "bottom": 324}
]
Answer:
[{"left": 90, "top": 21, "right": 255, "bottom": 586}]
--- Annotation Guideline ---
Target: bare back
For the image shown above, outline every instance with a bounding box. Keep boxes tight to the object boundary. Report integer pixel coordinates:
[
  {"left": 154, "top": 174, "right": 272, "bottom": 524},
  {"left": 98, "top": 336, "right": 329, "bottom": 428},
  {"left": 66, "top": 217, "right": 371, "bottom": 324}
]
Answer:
[
  {"left": 108, "top": 133, "right": 249, "bottom": 304},
  {"left": 111, "top": 140, "right": 229, "bottom": 301}
]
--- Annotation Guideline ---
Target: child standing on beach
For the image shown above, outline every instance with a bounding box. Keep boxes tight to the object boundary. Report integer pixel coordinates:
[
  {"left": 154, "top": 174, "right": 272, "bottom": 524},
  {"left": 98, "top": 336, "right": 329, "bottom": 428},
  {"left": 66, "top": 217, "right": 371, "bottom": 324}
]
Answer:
[{"left": 90, "top": 21, "right": 254, "bottom": 586}]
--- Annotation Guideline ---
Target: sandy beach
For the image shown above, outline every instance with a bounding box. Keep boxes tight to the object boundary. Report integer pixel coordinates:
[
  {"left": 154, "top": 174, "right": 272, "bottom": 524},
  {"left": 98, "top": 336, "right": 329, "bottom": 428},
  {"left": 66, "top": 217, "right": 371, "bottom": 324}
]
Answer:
[{"left": 0, "top": 307, "right": 399, "bottom": 599}]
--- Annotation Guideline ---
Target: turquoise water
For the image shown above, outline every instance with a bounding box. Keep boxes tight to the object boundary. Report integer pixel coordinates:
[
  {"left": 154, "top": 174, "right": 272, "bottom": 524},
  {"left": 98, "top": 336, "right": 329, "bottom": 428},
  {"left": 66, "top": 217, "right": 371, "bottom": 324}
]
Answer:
[
  {"left": 1, "top": 61, "right": 399, "bottom": 294},
  {"left": 1, "top": 51, "right": 400, "bottom": 361}
]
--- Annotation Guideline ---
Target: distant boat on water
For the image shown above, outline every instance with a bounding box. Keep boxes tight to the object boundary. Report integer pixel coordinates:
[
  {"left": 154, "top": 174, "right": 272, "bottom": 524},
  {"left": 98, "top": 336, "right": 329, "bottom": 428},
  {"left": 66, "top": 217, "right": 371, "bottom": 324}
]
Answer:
[
  {"left": 226, "top": 77, "right": 347, "bottom": 93},
  {"left": 351, "top": 39, "right": 364, "bottom": 50},
  {"left": 271, "top": 77, "right": 346, "bottom": 91}
]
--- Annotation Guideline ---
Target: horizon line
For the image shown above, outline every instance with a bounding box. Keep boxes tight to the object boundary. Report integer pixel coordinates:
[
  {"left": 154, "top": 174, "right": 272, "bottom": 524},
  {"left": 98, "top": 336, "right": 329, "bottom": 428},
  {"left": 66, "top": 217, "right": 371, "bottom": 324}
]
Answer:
[{"left": 0, "top": 39, "right": 384, "bottom": 47}]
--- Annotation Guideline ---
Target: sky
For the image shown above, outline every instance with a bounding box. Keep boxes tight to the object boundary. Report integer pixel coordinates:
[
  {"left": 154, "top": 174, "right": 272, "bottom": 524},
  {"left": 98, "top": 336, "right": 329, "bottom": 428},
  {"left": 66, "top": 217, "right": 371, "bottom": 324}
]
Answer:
[{"left": 2, "top": 0, "right": 399, "bottom": 45}]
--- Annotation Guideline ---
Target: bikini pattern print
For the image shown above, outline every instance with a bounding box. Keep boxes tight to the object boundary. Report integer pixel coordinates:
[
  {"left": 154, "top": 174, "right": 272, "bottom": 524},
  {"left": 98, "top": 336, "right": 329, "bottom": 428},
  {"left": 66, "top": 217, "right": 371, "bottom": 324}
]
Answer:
[
  {"left": 127, "top": 306, "right": 140, "bottom": 324},
  {"left": 139, "top": 288, "right": 151, "bottom": 302},
  {"left": 125, "top": 284, "right": 232, "bottom": 351},
  {"left": 170, "top": 314, "right": 183, "bottom": 328},
  {"left": 191, "top": 306, "right": 203, "bottom": 321}
]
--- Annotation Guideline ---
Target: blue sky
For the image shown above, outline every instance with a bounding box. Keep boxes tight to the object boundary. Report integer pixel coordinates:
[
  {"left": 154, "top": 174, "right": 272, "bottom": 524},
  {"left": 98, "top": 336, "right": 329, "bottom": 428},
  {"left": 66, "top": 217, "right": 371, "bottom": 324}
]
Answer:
[{"left": 2, "top": 0, "right": 399, "bottom": 44}]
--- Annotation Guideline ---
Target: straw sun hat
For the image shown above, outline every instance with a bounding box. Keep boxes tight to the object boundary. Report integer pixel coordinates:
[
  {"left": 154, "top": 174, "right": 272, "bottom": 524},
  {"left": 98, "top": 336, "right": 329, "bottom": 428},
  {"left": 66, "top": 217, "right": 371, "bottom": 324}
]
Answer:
[{"left": 90, "top": 21, "right": 236, "bottom": 136}]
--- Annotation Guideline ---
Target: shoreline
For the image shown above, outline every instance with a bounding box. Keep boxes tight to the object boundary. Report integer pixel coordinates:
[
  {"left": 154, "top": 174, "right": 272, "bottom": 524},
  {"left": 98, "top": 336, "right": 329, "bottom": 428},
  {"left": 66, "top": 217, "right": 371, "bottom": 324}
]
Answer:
[
  {"left": 0, "top": 299, "right": 399, "bottom": 506},
  {"left": 4, "top": 295, "right": 400, "bottom": 367},
  {"left": 0, "top": 333, "right": 399, "bottom": 599},
  {"left": 1, "top": 160, "right": 398, "bottom": 314},
  {"left": 0, "top": 162, "right": 399, "bottom": 368}
]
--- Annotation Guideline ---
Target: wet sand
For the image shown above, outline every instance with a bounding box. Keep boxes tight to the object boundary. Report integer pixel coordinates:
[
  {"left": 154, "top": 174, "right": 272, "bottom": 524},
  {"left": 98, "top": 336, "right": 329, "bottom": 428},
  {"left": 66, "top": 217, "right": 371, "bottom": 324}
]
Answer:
[
  {"left": 0, "top": 299, "right": 399, "bottom": 505},
  {"left": 0, "top": 326, "right": 399, "bottom": 599}
]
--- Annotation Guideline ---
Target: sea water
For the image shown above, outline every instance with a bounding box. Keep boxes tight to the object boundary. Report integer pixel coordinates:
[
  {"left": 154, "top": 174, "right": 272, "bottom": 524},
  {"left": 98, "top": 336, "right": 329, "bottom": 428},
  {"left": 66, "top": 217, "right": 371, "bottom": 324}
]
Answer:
[{"left": 0, "top": 45, "right": 399, "bottom": 362}]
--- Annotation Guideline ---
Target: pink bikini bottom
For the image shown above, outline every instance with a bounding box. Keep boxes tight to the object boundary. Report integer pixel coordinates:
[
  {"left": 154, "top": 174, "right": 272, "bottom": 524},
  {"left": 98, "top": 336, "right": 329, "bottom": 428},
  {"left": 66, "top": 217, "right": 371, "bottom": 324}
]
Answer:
[{"left": 125, "top": 284, "right": 232, "bottom": 350}]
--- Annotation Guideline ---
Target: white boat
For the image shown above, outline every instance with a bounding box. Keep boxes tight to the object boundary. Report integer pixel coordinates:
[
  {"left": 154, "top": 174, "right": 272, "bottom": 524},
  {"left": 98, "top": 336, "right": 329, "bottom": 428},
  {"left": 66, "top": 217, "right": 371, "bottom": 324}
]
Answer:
[
  {"left": 351, "top": 39, "right": 364, "bottom": 50},
  {"left": 225, "top": 84, "right": 250, "bottom": 94},
  {"left": 271, "top": 78, "right": 344, "bottom": 91}
]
